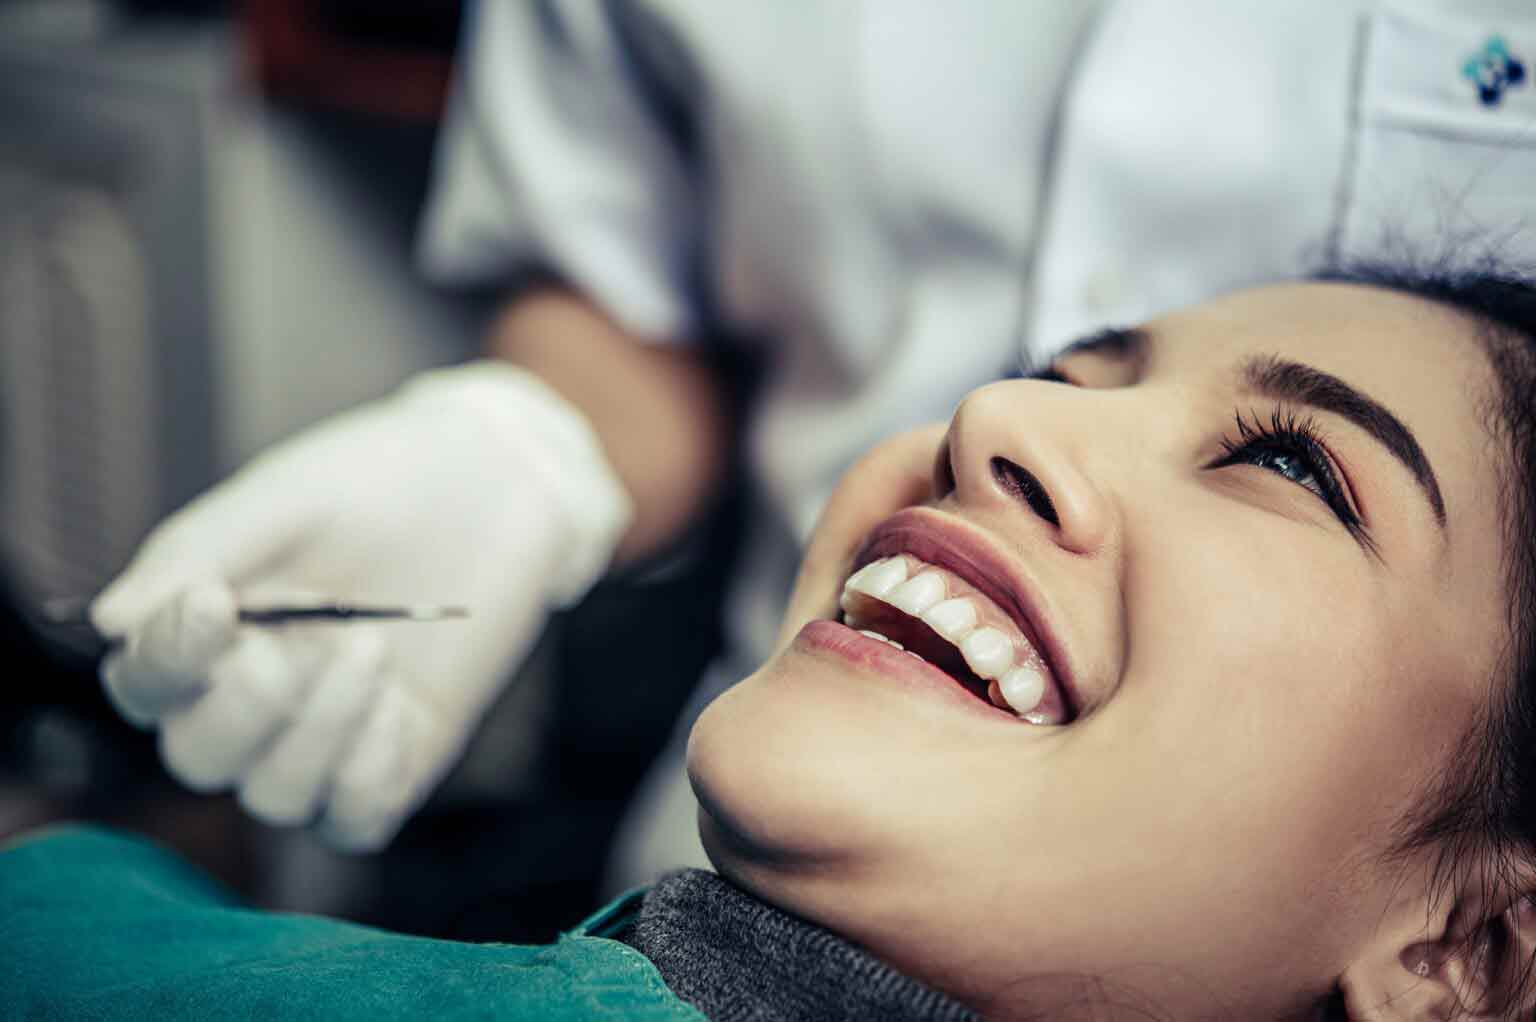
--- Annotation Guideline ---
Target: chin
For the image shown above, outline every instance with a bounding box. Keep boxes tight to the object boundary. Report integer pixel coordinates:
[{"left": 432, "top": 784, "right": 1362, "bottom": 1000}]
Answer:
[{"left": 686, "top": 661, "right": 892, "bottom": 868}]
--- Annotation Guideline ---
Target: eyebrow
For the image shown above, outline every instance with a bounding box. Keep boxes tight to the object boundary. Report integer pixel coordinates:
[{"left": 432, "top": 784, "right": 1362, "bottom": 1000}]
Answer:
[{"left": 1241, "top": 354, "right": 1446, "bottom": 528}]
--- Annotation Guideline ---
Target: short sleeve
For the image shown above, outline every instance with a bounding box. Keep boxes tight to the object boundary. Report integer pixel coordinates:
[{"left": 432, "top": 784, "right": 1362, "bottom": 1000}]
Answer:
[{"left": 417, "top": 0, "right": 702, "bottom": 343}]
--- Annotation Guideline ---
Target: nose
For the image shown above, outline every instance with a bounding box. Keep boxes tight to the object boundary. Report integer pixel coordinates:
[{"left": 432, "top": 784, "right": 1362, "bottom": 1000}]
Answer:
[{"left": 934, "top": 380, "right": 1115, "bottom": 556}]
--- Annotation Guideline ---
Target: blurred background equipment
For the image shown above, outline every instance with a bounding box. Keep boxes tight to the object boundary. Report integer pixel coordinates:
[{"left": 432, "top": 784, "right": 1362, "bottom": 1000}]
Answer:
[
  {"left": 0, "top": 0, "right": 479, "bottom": 621},
  {"left": 0, "top": 0, "right": 737, "bottom": 943},
  {"left": 0, "top": 6, "right": 223, "bottom": 626}
]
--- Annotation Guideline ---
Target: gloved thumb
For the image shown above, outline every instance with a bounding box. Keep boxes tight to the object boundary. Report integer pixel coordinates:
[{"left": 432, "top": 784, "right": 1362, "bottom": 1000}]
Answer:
[
  {"left": 100, "top": 580, "right": 239, "bottom": 727},
  {"left": 93, "top": 564, "right": 184, "bottom": 638}
]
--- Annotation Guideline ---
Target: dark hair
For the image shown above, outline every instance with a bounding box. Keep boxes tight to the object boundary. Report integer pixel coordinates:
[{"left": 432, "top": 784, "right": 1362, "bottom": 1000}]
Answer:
[{"left": 1316, "top": 256, "right": 1536, "bottom": 1020}]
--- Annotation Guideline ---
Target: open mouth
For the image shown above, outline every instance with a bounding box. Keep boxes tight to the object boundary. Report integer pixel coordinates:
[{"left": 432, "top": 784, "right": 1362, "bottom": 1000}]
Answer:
[{"left": 837, "top": 551, "right": 1070, "bottom": 725}]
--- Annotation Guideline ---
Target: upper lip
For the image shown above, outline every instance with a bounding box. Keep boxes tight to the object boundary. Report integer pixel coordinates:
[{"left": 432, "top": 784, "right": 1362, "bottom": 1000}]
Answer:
[{"left": 846, "top": 506, "right": 1085, "bottom": 717}]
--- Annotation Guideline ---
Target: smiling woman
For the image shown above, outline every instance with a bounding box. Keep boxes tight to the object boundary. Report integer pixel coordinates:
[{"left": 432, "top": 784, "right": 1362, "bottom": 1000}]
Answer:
[
  {"left": 6, "top": 269, "right": 1536, "bottom": 1022},
  {"left": 688, "top": 268, "right": 1536, "bottom": 1021}
]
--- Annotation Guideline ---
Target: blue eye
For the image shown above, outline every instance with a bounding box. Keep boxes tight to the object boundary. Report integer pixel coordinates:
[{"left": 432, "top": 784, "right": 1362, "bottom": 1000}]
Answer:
[
  {"left": 1210, "top": 410, "right": 1365, "bottom": 537},
  {"left": 1239, "top": 446, "right": 1324, "bottom": 495}
]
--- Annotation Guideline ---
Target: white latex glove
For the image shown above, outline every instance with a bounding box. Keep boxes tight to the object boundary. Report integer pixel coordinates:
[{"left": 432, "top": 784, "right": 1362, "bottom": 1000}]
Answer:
[{"left": 91, "top": 362, "right": 632, "bottom": 851}]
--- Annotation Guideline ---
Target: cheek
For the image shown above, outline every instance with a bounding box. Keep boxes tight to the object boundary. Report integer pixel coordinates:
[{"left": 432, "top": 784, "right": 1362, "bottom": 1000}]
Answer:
[
  {"left": 1071, "top": 527, "right": 1463, "bottom": 955},
  {"left": 1125, "top": 522, "right": 1410, "bottom": 822}
]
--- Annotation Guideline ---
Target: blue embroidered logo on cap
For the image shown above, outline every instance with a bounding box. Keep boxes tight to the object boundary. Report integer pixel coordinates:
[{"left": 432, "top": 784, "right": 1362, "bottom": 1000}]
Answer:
[{"left": 1463, "top": 36, "right": 1527, "bottom": 106}]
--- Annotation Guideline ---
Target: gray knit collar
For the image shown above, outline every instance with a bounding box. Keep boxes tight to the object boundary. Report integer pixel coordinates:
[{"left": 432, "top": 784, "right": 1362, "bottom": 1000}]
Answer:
[{"left": 619, "top": 869, "right": 979, "bottom": 1022}]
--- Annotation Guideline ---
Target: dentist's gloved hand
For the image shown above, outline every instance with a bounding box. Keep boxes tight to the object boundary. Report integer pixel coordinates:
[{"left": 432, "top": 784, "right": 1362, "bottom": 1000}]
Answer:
[{"left": 90, "top": 362, "right": 632, "bottom": 851}]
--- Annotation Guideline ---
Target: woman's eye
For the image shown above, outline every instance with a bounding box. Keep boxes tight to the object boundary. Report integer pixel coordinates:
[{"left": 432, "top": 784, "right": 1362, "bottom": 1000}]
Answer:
[
  {"left": 1210, "top": 412, "right": 1366, "bottom": 539},
  {"left": 1235, "top": 445, "right": 1325, "bottom": 496}
]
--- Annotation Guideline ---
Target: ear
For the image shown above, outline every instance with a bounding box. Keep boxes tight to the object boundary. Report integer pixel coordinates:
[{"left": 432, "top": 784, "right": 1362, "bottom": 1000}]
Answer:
[{"left": 1341, "top": 888, "right": 1536, "bottom": 1021}]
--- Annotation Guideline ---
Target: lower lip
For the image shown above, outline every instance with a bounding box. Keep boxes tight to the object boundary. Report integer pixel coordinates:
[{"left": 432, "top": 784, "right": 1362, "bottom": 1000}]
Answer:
[{"left": 794, "top": 619, "right": 1023, "bottom": 723}]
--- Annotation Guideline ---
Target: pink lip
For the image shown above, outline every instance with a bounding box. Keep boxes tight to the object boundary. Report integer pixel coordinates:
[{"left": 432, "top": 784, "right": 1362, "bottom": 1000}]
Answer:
[
  {"left": 794, "top": 620, "right": 1023, "bottom": 723},
  {"left": 846, "top": 506, "right": 1084, "bottom": 718}
]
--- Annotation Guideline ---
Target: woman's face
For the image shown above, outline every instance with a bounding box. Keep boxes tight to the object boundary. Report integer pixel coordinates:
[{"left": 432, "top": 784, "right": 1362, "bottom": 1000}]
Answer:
[{"left": 687, "top": 283, "right": 1513, "bottom": 1020}]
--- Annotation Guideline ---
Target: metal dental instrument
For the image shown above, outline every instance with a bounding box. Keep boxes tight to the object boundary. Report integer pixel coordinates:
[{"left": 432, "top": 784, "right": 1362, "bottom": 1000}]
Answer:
[
  {"left": 31, "top": 597, "right": 469, "bottom": 662},
  {"left": 232, "top": 604, "right": 470, "bottom": 624},
  {"left": 40, "top": 597, "right": 470, "bottom": 630}
]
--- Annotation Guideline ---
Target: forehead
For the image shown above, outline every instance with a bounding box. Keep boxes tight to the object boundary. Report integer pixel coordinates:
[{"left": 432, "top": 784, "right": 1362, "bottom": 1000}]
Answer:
[{"left": 1147, "top": 282, "right": 1489, "bottom": 383}]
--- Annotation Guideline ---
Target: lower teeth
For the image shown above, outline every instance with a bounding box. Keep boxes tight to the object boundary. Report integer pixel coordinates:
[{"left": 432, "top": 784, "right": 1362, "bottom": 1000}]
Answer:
[{"left": 858, "top": 629, "right": 905, "bottom": 651}]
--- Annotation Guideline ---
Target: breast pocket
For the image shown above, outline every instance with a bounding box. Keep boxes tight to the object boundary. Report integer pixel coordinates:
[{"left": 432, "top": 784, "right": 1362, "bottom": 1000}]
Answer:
[{"left": 1338, "top": 6, "right": 1536, "bottom": 267}]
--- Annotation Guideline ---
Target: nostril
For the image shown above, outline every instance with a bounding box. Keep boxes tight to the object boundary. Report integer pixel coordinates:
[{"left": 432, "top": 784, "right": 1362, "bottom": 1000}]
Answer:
[{"left": 990, "top": 457, "right": 1059, "bottom": 527}]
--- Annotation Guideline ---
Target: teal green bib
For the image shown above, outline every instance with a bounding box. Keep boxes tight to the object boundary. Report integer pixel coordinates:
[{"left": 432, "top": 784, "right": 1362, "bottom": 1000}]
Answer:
[{"left": 0, "top": 826, "right": 706, "bottom": 1021}]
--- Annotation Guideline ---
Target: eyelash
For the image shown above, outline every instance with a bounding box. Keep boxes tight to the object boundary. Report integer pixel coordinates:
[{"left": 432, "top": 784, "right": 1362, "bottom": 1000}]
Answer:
[{"left": 1210, "top": 409, "right": 1364, "bottom": 534}]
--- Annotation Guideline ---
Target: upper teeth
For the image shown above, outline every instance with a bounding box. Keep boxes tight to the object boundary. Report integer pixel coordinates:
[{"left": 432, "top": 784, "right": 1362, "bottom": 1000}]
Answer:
[
  {"left": 887, "top": 570, "right": 946, "bottom": 616},
  {"left": 922, "top": 597, "right": 977, "bottom": 641},
  {"left": 842, "top": 558, "right": 908, "bottom": 601},
  {"left": 840, "top": 555, "right": 1051, "bottom": 720}
]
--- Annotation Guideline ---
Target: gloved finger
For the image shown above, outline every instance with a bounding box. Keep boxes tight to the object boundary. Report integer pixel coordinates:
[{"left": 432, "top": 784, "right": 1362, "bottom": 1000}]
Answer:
[
  {"left": 316, "top": 683, "right": 443, "bottom": 853},
  {"left": 157, "top": 629, "right": 322, "bottom": 792},
  {"left": 99, "top": 581, "right": 239, "bottom": 727},
  {"left": 237, "top": 629, "right": 387, "bottom": 827}
]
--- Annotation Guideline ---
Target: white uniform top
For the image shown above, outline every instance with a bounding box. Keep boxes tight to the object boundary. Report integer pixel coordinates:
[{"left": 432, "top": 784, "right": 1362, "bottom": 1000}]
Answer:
[{"left": 418, "top": 0, "right": 1536, "bottom": 882}]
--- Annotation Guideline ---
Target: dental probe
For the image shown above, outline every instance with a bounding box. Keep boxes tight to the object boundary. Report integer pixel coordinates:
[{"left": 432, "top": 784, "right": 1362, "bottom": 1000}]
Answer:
[
  {"left": 233, "top": 604, "right": 471, "bottom": 624},
  {"left": 40, "top": 597, "right": 471, "bottom": 629}
]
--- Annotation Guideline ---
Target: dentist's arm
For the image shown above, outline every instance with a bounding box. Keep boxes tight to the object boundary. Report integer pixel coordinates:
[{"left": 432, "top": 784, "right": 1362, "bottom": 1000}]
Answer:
[{"left": 487, "top": 283, "right": 731, "bottom": 566}]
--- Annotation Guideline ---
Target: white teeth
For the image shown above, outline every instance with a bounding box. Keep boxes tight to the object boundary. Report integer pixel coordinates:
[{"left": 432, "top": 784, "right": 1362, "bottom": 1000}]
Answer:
[
  {"left": 841, "top": 557, "right": 909, "bottom": 614},
  {"left": 998, "top": 664, "right": 1045, "bottom": 714},
  {"left": 845, "top": 557, "right": 909, "bottom": 600},
  {"left": 887, "top": 571, "right": 947, "bottom": 616},
  {"left": 842, "top": 554, "right": 1058, "bottom": 723},
  {"left": 858, "top": 629, "right": 905, "bottom": 651},
  {"left": 920, "top": 597, "right": 977, "bottom": 642},
  {"left": 959, "top": 627, "right": 1013, "bottom": 680}
]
